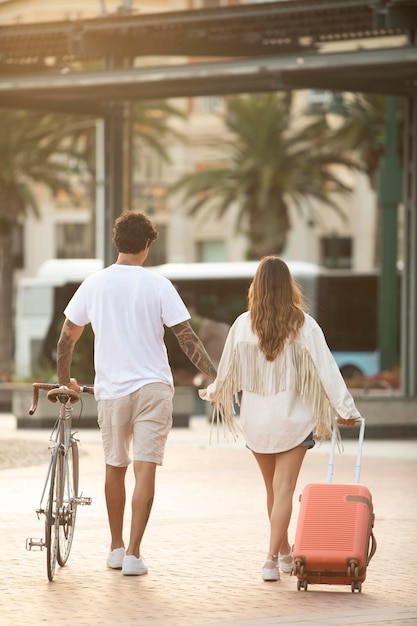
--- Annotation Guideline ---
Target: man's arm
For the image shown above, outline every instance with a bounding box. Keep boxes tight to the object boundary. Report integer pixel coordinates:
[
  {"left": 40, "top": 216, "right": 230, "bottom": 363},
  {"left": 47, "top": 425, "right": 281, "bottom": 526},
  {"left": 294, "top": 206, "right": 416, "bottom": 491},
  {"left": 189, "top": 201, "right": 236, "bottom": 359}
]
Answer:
[
  {"left": 57, "top": 318, "right": 85, "bottom": 388},
  {"left": 171, "top": 321, "right": 217, "bottom": 381}
]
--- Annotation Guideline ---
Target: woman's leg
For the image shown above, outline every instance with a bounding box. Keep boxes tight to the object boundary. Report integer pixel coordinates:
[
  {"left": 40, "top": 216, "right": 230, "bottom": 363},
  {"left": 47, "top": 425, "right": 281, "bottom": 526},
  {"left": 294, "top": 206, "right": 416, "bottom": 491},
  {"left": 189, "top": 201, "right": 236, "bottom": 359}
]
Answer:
[{"left": 253, "top": 446, "right": 307, "bottom": 559}]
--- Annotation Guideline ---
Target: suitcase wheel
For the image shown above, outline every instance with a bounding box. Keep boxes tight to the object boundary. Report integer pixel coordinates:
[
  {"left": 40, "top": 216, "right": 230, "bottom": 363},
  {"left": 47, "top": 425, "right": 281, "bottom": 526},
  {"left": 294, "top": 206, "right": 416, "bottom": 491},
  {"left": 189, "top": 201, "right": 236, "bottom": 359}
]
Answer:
[
  {"left": 347, "top": 559, "right": 359, "bottom": 578},
  {"left": 297, "top": 578, "right": 308, "bottom": 592},
  {"left": 294, "top": 557, "right": 305, "bottom": 576},
  {"left": 351, "top": 580, "right": 362, "bottom": 593}
]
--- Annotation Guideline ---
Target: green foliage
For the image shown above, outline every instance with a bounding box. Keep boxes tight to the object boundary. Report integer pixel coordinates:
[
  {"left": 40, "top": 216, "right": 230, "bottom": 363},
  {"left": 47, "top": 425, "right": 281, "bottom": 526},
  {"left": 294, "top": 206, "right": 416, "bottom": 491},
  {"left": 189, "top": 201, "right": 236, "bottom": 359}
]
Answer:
[
  {"left": 0, "top": 109, "right": 91, "bottom": 376},
  {"left": 170, "top": 92, "right": 357, "bottom": 258},
  {"left": 1, "top": 101, "right": 184, "bottom": 378},
  {"left": 132, "top": 99, "right": 186, "bottom": 163},
  {"left": 326, "top": 94, "right": 404, "bottom": 188}
]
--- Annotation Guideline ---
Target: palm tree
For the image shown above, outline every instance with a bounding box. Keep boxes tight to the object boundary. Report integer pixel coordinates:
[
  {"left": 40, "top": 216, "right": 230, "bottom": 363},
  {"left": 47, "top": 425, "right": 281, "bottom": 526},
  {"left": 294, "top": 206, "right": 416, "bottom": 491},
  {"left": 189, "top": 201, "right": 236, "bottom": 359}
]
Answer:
[
  {"left": 328, "top": 93, "right": 404, "bottom": 266},
  {"left": 132, "top": 99, "right": 185, "bottom": 162},
  {"left": 1, "top": 101, "right": 185, "bottom": 380},
  {"left": 59, "top": 100, "right": 186, "bottom": 209},
  {"left": 0, "top": 109, "right": 91, "bottom": 377},
  {"left": 170, "top": 92, "right": 355, "bottom": 259},
  {"left": 327, "top": 93, "right": 404, "bottom": 188}
]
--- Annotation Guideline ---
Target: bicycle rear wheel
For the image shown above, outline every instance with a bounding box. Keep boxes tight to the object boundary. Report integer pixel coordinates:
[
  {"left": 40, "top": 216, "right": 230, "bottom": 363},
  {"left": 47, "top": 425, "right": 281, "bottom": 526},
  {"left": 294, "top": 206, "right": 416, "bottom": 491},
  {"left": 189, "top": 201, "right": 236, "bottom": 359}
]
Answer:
[
  {"left": 45, "top": 449, "right": 60, "bottom": 581},
  {"left": 57, "top": 438, "right": 79, "bottom": 566}
]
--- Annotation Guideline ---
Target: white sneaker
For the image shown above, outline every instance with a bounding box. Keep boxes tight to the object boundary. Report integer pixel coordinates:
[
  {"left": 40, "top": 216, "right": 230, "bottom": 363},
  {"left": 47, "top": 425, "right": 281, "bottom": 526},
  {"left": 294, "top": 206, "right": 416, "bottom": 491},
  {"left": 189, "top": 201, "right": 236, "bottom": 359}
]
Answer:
[
  {"left": 107, "top": 547, "right": 125, "bottom": 569},
  {"left": 279, "top": 550, "right": 294, "bottom": 574},
  {"left": 262, "top": 560, "right": 280, "bottom": 581},
  {"left": 122, "top": 554, "right": 148, "bottom": 576}
]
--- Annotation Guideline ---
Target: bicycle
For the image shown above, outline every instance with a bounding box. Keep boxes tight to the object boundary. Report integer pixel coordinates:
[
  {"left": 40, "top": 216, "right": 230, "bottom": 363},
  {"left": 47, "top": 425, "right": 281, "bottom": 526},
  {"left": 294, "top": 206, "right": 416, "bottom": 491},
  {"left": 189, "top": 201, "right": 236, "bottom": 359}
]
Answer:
[{"left": 26, "top": 382, "right": 94, "bottom": 581}]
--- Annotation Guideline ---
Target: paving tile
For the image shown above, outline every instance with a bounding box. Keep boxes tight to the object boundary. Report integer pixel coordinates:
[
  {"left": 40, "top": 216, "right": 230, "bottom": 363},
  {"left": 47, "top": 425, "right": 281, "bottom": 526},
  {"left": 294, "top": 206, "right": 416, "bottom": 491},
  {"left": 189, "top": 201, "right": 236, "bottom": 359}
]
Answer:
[{"left": 1, "top": 414, "right": 416, "bottom": 626}]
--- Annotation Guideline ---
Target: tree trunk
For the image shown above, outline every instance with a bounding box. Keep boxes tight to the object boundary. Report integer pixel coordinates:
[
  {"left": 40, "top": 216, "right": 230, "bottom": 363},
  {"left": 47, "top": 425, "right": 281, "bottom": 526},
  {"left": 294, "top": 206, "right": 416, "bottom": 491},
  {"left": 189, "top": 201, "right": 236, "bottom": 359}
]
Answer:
[
  {"left": 0, "top": 228, "right": 14, "bottom": 377},
  {"left": 247, "top": 197, "right": 290, "bottom": 259}
]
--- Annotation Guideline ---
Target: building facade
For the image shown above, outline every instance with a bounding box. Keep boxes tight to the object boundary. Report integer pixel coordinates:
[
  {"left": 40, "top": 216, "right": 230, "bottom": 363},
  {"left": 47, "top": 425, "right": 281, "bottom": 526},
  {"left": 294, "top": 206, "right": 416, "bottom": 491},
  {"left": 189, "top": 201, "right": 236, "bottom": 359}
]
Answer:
[{"left": 1, "top": 0, "right": 381, "bottom": 283}]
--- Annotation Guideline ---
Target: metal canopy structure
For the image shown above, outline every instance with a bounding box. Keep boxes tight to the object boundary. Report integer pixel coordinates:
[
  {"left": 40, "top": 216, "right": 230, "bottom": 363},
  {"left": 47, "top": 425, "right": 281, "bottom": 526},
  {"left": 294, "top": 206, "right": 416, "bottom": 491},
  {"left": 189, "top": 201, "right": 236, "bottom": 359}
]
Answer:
[
  {"left": 0, "top": 0, "right": 416, "bottom": 112},
  {"left": 0, "top": 46, "right": 416, "bottom": 114},
  {"left": 0, "top": 0, "right": 416, "bottom": 396}
]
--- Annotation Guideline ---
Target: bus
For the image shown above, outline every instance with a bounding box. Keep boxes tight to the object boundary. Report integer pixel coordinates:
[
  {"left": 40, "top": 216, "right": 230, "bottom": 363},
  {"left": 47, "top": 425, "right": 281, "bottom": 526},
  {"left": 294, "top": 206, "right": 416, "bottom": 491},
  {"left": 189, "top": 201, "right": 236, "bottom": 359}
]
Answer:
[
  {"left": 150, "top": 261, "right": 381, "bottom": 379},
  {"left": 15, "top": 259, "right": 103, "bottom": 379},
  {"left": 15, "top": 259, "right": 381, "bottom": 381}
]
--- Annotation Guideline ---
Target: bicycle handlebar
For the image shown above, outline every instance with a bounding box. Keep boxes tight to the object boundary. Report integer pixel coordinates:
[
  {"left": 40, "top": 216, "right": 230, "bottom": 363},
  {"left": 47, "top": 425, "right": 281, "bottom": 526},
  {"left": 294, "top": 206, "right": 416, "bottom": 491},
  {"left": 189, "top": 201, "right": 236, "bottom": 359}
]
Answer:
[{"left": 29, "top": 382, "right": 94, "bottom": 415}]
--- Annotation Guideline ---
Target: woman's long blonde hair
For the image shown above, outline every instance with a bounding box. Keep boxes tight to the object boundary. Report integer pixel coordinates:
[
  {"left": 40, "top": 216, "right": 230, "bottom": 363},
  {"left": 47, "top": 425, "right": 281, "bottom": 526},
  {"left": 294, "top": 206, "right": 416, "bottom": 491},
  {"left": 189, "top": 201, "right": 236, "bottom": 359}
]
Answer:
[{"left": 248, "top": 256, "right": 305, "bottom": 361}]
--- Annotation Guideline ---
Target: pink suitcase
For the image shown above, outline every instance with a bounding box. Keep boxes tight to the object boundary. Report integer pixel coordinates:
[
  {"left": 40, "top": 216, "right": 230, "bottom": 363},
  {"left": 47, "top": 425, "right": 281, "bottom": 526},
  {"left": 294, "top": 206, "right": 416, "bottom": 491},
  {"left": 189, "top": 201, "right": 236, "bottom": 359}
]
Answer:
[{"left": 293, "top": 418, "right": 376, "bottom": 592}]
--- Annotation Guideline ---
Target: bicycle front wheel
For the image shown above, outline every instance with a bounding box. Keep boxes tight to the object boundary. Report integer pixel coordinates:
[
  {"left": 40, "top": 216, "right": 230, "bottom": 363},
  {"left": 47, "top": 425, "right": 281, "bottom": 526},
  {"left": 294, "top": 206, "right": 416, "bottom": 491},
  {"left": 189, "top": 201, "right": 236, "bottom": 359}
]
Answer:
[
  {"left": 57, "top": 439, "right": 79, "bottom": 566},
  {"left": 45, "top": 449, "right": 60, "bottom": 581}
]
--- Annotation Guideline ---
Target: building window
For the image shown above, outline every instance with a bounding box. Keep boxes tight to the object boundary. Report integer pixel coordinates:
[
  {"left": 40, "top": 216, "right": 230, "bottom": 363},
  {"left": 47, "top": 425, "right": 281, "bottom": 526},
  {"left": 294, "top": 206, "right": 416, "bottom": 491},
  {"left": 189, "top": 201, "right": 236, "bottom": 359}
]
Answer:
[
  {"left": 200, "top": 96, "right": 224, "bottom": 114},
  {"left": 305, "top": 90, "right": 332, "bottom": 115},
  {"left": 135, "top": 145, "right": 164, "bottom": 182},
  {"left": 197, "top": 240, "right": 226, "bottom": 262},
  {"left": 320, "top": 236, "right": 352, "bottom": 269},
  {"left": 56, "top": 223, "right": 93, "bottom": 259}
]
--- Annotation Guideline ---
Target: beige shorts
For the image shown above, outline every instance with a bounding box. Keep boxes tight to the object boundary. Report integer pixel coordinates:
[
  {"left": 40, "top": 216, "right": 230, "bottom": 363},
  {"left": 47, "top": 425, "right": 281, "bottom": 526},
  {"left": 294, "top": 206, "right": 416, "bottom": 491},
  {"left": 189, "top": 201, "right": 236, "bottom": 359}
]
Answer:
[{"left": 97, "top": 383, "right": 173, "bottom": 467}]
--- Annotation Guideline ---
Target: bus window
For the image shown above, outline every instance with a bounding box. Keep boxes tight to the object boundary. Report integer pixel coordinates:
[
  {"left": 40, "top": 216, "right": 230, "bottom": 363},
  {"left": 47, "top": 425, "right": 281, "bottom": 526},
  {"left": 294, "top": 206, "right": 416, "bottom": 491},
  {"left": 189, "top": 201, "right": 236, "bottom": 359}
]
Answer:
[
  {"left": 315, "top": 271, "right": 380, "bottom": 378},
  {"left": 153, "top": 263, "right": 383, "bottom": 380},
  {"left": 316, "top": 273, "right": 378, "bottom": 352}
]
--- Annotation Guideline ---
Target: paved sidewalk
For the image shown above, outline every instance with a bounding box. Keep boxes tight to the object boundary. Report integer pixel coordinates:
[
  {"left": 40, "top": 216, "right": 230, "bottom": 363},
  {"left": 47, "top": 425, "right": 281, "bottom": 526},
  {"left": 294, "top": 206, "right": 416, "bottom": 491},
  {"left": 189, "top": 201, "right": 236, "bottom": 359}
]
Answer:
[{"left": 0, "top": 413, "right": 416, "bottom": 626}]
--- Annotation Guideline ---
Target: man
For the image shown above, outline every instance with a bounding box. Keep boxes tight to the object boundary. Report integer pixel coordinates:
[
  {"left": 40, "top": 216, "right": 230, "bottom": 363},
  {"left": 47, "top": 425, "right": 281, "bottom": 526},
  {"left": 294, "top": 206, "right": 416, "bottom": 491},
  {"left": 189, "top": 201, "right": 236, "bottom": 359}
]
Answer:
[{"left": 57, "top": 211, "right": 216, "bottom": 576}]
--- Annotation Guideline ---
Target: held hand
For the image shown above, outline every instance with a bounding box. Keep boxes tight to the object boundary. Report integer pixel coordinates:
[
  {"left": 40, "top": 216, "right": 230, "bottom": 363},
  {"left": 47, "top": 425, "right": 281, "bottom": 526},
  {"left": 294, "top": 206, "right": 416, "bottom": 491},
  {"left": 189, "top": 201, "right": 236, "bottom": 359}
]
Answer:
[
  {"left": 198, "top": 388, "right": 216, "bottom": 405},
  {"left": 337, "top": 416, "right": 361, "bottom": 427}
]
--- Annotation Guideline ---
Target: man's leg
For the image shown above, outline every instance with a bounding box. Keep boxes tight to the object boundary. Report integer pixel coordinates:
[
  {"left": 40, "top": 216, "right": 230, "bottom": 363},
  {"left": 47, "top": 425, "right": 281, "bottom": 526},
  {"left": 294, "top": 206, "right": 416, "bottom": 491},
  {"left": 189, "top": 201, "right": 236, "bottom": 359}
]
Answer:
[
  {"left": 126, "top": 460, "right": 157, "bottom": 558},
  {"left": 105, "top": 464, "right": 128, "bottom": 550}
]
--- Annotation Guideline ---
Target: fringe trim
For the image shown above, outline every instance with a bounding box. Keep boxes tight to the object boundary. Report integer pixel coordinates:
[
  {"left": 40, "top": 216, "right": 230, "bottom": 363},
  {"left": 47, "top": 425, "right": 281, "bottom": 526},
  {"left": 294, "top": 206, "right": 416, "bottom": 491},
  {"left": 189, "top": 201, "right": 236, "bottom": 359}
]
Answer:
[
  {"left": 294, "top": 347, "right": 342, "bottom": 451},
  {"left": 210, "top": 342, "right": 342, "bottom": 450}
]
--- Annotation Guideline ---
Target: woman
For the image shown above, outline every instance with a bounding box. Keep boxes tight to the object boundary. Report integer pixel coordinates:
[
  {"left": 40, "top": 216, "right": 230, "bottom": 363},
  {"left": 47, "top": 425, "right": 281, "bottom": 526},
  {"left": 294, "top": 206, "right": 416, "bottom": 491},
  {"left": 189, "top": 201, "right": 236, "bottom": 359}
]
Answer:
[{"left": 200, "top": 256, "right": 361, "bottom": 582}]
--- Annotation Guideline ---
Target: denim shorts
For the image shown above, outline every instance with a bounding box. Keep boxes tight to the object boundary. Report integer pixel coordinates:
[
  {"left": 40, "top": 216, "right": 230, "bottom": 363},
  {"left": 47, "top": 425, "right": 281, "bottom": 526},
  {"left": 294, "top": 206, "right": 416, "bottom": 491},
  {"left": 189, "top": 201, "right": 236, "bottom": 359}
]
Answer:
[
  {"left": 246, "top": 431, "right": 315, "bottom": 453},
  {"left": 300, "top": 431, "right": 315, "bottom": 449}
]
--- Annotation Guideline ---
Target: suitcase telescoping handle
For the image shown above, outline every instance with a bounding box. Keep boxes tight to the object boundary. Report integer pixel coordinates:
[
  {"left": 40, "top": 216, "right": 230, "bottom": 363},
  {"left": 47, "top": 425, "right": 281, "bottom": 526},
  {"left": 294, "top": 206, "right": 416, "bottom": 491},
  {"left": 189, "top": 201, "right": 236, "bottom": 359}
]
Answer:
[{"left": 327, "top": 417, "right": 365, "bottom": 484}]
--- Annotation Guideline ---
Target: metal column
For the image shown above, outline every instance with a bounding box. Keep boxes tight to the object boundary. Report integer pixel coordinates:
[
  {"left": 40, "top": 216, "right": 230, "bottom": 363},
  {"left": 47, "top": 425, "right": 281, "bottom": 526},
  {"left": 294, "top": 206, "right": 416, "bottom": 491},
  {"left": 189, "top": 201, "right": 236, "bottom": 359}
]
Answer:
[
  {"left": 377, "top": 97, "right": 402, "bottom": 371},
  {"left": 103, "top": 103, "right": 125, "bottom": 266},
  {"left": 401, "top": 95, "right": 417, "bottom": 397}
]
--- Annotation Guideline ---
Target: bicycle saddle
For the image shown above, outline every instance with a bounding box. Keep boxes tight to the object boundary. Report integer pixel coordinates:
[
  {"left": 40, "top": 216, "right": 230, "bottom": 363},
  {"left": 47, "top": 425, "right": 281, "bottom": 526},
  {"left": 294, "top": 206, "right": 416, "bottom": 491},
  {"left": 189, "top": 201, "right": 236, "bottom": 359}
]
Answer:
[{"left": 47, "top": 387, "right": 80, "bottom": 404}]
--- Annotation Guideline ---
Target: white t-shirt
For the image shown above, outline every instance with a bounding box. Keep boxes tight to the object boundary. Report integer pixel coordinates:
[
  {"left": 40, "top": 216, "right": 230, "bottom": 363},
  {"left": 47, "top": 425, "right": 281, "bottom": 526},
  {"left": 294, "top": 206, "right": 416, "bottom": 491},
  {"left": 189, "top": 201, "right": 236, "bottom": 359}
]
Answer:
[{"left": 64, "top": 264, "right": 190, "bottom": 400}]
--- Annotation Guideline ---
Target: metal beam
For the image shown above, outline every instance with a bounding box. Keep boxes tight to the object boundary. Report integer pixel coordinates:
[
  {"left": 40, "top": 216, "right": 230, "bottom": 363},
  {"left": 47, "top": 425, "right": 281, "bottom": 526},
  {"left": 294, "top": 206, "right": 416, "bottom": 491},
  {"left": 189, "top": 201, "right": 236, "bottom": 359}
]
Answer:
[{"left": 0, "top": 45, "right": 415, "bottom": 115}]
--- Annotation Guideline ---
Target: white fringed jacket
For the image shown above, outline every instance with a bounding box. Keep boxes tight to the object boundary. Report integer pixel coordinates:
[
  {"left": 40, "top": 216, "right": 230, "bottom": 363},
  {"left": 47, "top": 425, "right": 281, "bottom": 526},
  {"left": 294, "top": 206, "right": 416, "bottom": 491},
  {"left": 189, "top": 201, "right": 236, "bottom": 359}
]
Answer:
[{"left": 199, "top": 311, "right": 361, "bottom": 453}]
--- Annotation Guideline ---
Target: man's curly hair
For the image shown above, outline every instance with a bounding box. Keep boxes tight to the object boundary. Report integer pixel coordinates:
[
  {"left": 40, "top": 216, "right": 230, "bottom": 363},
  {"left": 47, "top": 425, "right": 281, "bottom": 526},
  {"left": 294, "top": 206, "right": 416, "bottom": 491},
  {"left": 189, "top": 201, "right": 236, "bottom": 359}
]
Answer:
[{"left": 112, "top": 211, "right": 158, "bottom": 254}]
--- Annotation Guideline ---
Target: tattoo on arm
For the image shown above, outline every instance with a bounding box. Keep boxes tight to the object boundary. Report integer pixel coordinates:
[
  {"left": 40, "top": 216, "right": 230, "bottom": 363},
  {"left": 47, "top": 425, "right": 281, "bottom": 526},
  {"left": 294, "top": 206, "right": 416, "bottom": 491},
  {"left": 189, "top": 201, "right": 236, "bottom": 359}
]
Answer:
[
  {"left": 171, "top": 321, "right": 217, "bottom": 381},
  {"left": 57, "top": 319, "right": 82, "bottom": 385}
]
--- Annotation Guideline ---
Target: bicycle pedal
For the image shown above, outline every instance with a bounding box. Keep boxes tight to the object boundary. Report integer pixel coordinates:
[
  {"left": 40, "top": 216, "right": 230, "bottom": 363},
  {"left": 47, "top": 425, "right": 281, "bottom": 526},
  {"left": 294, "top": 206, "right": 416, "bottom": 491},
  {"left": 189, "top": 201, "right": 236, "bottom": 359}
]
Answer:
[
  {"left": 74, "top": 496, "right": 92, "bottom": 506},
  {"left": 26, "top": 537, "right": 45, "bottom": 551}
]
